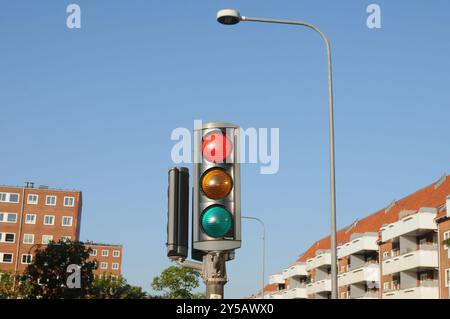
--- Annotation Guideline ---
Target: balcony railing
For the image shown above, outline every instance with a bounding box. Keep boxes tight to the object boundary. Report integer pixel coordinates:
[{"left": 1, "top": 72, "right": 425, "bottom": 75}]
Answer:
[
  {"left": 357, "top": 290, "right": 379, "bottom": 299},
  {"left": 384, "top": 244, "right": 437, "bottom": 261}
]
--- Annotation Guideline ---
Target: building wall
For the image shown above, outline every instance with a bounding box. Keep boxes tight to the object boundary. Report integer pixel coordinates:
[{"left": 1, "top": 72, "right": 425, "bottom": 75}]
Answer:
[
  {"left": 438, "top": 218, "right": 450, "bottom": 299},
  {"left": 87, "top": 244, "right": 123, "bottom": 277}
]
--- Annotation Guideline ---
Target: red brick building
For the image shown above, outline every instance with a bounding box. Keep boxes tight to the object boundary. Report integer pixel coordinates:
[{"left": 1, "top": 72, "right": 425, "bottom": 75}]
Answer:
[{"left": 0, "top": 183, "right": 122, "bottom": 278}]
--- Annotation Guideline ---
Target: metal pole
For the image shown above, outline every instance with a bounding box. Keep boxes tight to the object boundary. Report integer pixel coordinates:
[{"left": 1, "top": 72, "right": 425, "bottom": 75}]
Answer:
[
  {"left": 240, "top": 16, "right": 338, "bottom": 299},
  {"left": 202, "top": 252, "right": 227, "bottom": 299},
  {"left": 242, "top": 216, "right": 266, "bottom": 299}
]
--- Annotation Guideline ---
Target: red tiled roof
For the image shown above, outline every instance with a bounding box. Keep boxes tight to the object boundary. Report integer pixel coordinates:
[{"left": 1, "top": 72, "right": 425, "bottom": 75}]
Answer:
[{"left": 297, "top": 175, "right": 450, "bottom": 262}]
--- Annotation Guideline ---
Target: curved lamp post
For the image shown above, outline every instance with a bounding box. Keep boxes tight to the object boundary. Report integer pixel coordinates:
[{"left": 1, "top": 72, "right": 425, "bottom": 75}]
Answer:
[{"left": 217, "top": 9, "right": 338, "bottom": 299}]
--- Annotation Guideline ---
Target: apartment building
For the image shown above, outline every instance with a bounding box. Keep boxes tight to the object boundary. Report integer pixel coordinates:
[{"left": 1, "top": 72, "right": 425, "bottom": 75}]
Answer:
[
  {"left": 0, "top": 183, "right": 123, "bottom": 278},
  {"left": 86, "top": 243, "right": 123, "bottom": 278},
  {"left": 0, "top": 183, "right": 82, "bottom": 274},
  {"left": 262, "top": 175, "right": 450, "bottom": 299}
]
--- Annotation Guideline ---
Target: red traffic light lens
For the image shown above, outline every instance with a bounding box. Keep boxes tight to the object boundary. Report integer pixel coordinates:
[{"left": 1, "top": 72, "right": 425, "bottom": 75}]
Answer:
[
  {"left": 202, "top": 132, "right": 232, "bottom": 163},
  {"left": 201, "top": 168, "right": 233, "bottom": 199}
]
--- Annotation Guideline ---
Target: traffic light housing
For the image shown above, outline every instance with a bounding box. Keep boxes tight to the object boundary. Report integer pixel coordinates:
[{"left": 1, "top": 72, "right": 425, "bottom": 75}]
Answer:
[{"left": 193, "top": 122, "right": 241, "bottom": 252}]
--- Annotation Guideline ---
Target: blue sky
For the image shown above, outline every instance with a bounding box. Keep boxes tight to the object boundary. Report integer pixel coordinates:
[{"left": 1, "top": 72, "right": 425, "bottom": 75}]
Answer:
[{"left": 1, "top": 1, "right": 449, "bottom": 298}]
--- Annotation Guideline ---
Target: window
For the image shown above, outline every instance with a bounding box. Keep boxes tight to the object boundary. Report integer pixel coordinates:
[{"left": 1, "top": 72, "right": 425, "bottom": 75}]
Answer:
[
  {"left": 62, "top": 216, "right": 73, "bottom": 227},
  {"left": 90, "top": 249, "right": 97, "bottom": 257},
  {"left": 44, "top": 215, "right": 55, "bottom": 225},
  {"left": 101, "top": 250, "right": 109, "bottom": 257},
  {"left": 23, "top": 234, "right": 34, "bottom": 244},
  {"left": 383, "top": 251, "right": 389, "bottom": 259},
  {"left": 0, "top": 213, "right": 17, "bottom": 223},
  {"left": 383, "top": 282, "right": 391, "bottom": 291},
  {"left": 21, "top": 254, "right": 32, "bottom": 265},
  {"left": 60, "top": 236, "right": 71, "bottom": 242},
  {"left": 0, "top": 233, "right": 15, "bottom": 243},
  {"left": 0, "top": 193, "right": 19, "bottom": 203},
  {"left": 100, "top": 262, "right": 108, "bottom": 270},
  {"left": 25, "top": 214, "right": 36, "bottom": 224},
  {"left": 42, "top": 235, "right": 53, "bottom": 244},
  {"left": 444, "top": 231, "right": 450, "bottom": 250},
  {"left": 9, "top": 194, "right": 19, "bottom": 203},
  {"left": 113, "top": 250, "right": 120, "bottom": 258},
  {"left": 446, "top": 269, "right": 450, "bottom": 288},
  {"left": 46, "top": 195, "right": 56, "bottom": 206},
  {"left": 0, "top": 253, "right": 13, "bottom": 263},
  {"left": 27, "top": 194, "right": 38, "bottom": 204},
  {"left": 112, "top": 263, "right": 119, "bottom": 270},
  {"left": 111, "top": 275, "right": 118, "bottom": 281},
  {"left": 64, "top": 197, "right": 75, "bottom": 207}
]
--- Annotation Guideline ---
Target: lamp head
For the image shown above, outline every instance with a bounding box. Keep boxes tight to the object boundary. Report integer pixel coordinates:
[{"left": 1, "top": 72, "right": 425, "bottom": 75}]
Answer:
[{"left": 217, "top": 9, "right": 242, "bottom": 25}]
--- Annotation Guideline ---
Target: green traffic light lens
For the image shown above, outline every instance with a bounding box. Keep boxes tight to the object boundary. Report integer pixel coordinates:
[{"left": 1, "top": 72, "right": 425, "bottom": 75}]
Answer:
[{"left": 201, "top": 206, "right": 232, "bottom": 238}]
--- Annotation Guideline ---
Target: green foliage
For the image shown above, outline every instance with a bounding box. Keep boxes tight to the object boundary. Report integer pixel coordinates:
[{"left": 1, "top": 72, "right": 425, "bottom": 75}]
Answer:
[
  {"left": 151, "top": 266, "right": 203, "bottom": 299},
  {"left": 90, "top": 274, "right": 147, "bottom": 299},
  {"left": 443, "top": 238, "right": 450, "bottom": 247},
  {"left": 22, "top": 239, "right": 97, "bottom": 299}
]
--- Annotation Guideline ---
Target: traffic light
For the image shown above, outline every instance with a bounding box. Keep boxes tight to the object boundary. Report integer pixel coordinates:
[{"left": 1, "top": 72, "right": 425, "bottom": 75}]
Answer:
[
  {"left": 193, "top": 122, "right": 241, "bottom": 253},
  {"left": 167, "top": 167, "right": 189, "bottom": 259}
]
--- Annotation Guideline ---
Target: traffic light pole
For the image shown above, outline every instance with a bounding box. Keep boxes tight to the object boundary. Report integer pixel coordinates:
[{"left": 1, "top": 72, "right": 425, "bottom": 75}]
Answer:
[{"left": 202, "top": 252, "right": 228, "bottom": 299}]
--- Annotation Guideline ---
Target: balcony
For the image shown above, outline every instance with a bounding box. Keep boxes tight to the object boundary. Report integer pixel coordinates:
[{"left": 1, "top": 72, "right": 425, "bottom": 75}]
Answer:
[
  {"left": 356, "top": 291, "right": 379, "bottom": 299},
  {"left": 381, "top": 210, "right": 437, "bottom": 242},
  {"left": 306, "top": 252, "right": 331, "bottom": 271},
  {"left": 266, "top": 291, "right": 285, "bottom": 299},
  {"left": 338, "top": 262, "right": 380, "bottom": 287},
  {"left": 383, "top": 282, "right": 439, "bottom": 299},
  {"left": 382, "top": 246, "right": 438, "bottom": 275},
  {"left": 282, "top": 287, "right": 308, "bottom": 299},
  {"left": 282, "top": 263, "right": 307, "bottom": 280},
  {"left": 268, "top": 273, "right": 284, "bottom": 285},
  {"left": 337, "top": 234, "right": 379, "bottom": 259},
  {"left": 307, "top": 278, "right": 332, "bottom": 295}
]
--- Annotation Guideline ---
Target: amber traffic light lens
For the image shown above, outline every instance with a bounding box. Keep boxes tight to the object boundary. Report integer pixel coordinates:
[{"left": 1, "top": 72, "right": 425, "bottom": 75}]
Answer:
[{"left": 201, "top": 169, "right": 233, "bottom": 200}]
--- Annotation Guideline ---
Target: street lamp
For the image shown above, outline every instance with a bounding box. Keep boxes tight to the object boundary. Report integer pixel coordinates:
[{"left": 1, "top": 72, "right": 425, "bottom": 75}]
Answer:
[{"left": 217, "top": 8, "right": 338, "bottom": 299}]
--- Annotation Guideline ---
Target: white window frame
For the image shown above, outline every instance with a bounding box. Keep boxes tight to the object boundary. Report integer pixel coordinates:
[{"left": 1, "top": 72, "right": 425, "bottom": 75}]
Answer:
[
  {"left": 23, "top": 234, "right": 34, "bottom": 244},
  {"left": 444, "top": 231, "right": 450, "bottom": 250},
  {"left": 0, "top": 193, "right": 20, "bottom": 203},
  {"left": 63, "top": 196, "right": 75, "bottom": 207},
  {"left": 25, "top": 214, "right": 37, "bottom": 225},
  {"left": 112, "top": 263, "right": 119, "bottom": 270},
  {"left": 90, "top": 249, "right": 97, "bottom": 257},
  {"left": 45, "top": 195, "right": 57, "bottom": 206},
  {"left": 60, "top": 236, "right": 71, "bottom": 242},
  {"left": 445, "top": 269, "right": 450, "bottom": 288},
  {"left": 43, "top": 215, "right": 55, "bottom": 226},
  {"left": 42, "top": 235, "right": 53, "bottom": 244},
  {"left": 0, "top": 253, "right": 14, "bottom": 264},
  {"left": 113, "top": 250, "right": 120, "bottom": 258},
  {"left": 101, "top": 250, "right": 109, "bottom": 257},
  {"left": 0, "top": 233, "right": 16, "bottom": 243},
  {"left": 0, "top": 213, "right": 18, "bottom": 223},
  {"left": 21, "top": 254, "right": 32, "bottom": 265},
  {"left": 27, "top": 194, "right": 38, "bottom": 205},
  {"left": 100, "top": 262, "right": 108, "bottom": 270},
  {"left": 61, "top": 216, "right": 73, "bottom": 227}
]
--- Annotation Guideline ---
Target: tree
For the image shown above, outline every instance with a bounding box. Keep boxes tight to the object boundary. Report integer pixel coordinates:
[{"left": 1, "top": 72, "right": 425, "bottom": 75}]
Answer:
[
  {"left": 22, "top": 240, "right": 97, "bottom": 299},
  {"left": 151, "top": 266, "right": 204, "bottom": 299},
  {"left": 90, "top": 274, "right": 147, "bottom": 299}
]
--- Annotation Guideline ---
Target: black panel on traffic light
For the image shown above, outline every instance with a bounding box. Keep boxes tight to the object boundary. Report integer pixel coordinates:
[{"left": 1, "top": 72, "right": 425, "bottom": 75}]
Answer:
[{"left": 167, "top": 167, "right": 189, "bottom": 259}]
